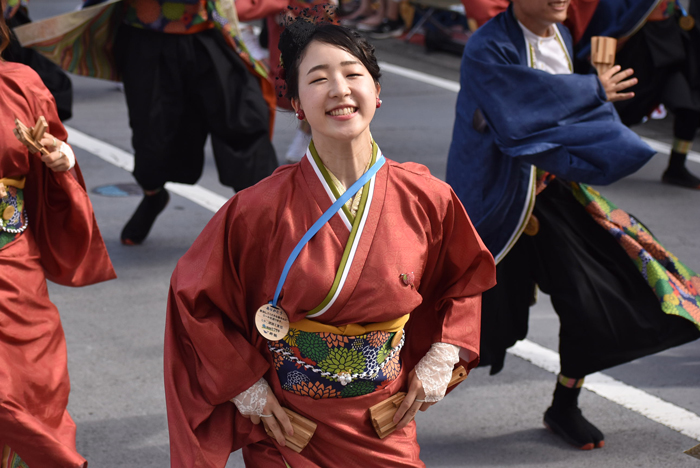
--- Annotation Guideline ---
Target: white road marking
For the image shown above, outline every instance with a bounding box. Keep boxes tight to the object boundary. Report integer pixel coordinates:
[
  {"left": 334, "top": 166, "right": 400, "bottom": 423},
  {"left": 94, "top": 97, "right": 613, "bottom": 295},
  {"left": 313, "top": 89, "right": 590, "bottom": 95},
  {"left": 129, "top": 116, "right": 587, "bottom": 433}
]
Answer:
[
  {"left": 64, "top": 61, "right": 700, "bottom": 442},
  {"left": 379, "top": 61, "right": 461, "bottom": 93}
]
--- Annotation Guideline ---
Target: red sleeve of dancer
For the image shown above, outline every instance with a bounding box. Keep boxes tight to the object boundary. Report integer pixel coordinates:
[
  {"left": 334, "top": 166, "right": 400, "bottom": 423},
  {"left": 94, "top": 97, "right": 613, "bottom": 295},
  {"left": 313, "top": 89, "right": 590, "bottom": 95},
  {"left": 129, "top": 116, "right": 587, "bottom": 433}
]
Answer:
[{"left": 17, "top": 65, "right": 116, "bottom": 286}]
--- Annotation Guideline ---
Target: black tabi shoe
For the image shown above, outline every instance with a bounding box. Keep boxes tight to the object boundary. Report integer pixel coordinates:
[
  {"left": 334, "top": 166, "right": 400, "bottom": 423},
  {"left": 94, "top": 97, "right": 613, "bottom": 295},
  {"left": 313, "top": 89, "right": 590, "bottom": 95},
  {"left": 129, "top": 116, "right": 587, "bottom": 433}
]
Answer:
[
  {"left": 662, "top": 165, "right": 700, "bottom": 189},
  {"left": 120, "top": 189, "right": 170, "bottom": 245},
  {"left": 543, "top": 381, "right": 605, "bottom": 450}
]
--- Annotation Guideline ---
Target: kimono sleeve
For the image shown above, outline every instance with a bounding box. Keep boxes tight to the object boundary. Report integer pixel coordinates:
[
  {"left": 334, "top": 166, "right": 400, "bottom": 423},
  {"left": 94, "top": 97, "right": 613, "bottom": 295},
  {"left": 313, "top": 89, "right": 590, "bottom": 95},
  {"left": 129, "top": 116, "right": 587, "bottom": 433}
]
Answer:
[
  {"left": 404, "top": 185, "right": 496, "bottom": 373},
  {"left": 22, "top": 71, "right": 115, "bottom": 286},
  {"left": 462, "top": 28, "right": 655, "bottom": 185},
  {"left": 165, "top": 199, "right": 270, "bottom": 467}
]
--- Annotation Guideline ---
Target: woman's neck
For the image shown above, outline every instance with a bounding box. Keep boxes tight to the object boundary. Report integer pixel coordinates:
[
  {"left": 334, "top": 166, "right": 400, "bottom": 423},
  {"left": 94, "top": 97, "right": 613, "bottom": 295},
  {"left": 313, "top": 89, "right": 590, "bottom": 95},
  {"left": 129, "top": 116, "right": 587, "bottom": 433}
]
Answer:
[{"left": 312, "top": 131, "right": 374, "bottom": 189}]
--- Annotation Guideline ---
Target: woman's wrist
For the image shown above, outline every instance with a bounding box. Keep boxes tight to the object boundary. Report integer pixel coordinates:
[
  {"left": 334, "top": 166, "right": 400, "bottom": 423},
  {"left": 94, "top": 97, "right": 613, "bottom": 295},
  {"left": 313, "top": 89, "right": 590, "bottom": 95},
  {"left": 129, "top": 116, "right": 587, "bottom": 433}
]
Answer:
[
  {"left": 414, "top": 342, "right": 460, "bottom": 402},
  {"left": 231, "top": 377, "right": 270, "bottom": 416},
  {"left": 58, "top": 142, "right": 76, "bottom": 170}
]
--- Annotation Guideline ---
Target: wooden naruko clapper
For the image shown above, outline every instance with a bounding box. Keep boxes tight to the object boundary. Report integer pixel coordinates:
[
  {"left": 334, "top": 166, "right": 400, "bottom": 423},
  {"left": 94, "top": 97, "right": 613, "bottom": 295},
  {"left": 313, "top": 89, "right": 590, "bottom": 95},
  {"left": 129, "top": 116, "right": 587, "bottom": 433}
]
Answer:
[
  {"left": 263, "top": 407, "right": 318, "bottom": 453},
  {"left": 369, "top": 365, "right": 468, "bottom": 439},
  {"left": 13, "top": 116, "right": 49, "bottom": 155},
  {"left": 591, "top": 36, "right": 617, "bottom": 76}
]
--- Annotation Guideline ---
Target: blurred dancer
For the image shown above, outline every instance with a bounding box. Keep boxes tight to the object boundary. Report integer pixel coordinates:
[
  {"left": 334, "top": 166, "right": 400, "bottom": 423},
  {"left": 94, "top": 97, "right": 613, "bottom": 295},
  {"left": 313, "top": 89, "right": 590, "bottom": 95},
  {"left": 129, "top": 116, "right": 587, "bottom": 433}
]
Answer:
[
  {"left": 615, "top": 0, "right": 700, "bottom": 189},
  {"left": 109, "top": 0, "right": 279, "bottom": 244},
  {"left": 0, "top": 6, "right": 115, "bottom": 466},
  {"left": 448, "top": 0, "right": 700, "bottom": 451},
  {"left": 2, "top": 0, "right": 73, "bottom": 120}
]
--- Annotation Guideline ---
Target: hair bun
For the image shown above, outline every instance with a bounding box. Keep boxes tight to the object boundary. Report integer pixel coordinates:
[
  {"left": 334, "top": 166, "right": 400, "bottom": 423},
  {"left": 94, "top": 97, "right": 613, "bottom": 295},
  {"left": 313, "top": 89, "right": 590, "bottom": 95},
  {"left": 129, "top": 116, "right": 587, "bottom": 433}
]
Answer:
[
  {"left": 279, "top": 5, "right": 337, "bottom": 72},
  {"left": 279, "top": 18, "right": 317, "bottom": 72}
]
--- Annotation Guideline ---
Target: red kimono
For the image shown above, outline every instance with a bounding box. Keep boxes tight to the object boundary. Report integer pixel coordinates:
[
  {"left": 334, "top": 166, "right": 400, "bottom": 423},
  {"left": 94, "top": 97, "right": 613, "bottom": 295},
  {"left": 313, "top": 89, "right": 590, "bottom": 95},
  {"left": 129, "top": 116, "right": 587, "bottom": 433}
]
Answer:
[
  {"left": 0, "top": 61, "right": 116, "bottom": 467},
  {"left": 165, "top": 151, "right": 496, "bottom": 467}
]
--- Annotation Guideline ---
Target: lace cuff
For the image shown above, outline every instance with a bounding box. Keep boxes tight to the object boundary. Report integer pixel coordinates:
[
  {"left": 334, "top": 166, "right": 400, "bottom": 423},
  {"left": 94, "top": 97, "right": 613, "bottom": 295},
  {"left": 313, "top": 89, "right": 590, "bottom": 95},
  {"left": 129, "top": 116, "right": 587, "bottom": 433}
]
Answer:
[
  {"left": 58, "top": 142, "right": 76, "bottom": 170},
  {"left": 231, "top": 377, "right": 269, "bottom": 416},
  {"left": 414, "top": 342, "right": 460, "bottom": 402}
]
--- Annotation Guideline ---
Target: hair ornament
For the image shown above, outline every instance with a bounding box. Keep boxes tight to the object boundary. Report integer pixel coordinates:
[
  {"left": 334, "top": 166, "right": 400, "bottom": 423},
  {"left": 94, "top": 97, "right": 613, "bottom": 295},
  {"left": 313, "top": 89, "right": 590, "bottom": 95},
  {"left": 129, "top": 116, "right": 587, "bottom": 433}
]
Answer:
[{"left": 278, "top": 5, "right": 339, "bottom": 77}]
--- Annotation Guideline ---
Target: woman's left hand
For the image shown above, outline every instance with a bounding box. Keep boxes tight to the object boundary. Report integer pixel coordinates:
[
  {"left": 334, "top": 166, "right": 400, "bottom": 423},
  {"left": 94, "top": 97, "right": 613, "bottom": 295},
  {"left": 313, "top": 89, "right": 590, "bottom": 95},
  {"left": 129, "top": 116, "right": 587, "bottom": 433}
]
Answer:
[
  {"left": 393, "top": 369, "right": 435, "bottom": 430},
  {"left": 39, "top": 133, "right": 72, "bottom": 172}
]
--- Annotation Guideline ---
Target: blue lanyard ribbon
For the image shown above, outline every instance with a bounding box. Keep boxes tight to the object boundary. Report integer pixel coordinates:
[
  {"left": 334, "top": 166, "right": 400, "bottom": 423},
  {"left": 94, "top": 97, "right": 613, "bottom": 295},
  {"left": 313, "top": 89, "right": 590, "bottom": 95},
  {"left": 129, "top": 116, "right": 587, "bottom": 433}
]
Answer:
[
  {"left": 675, "top": 0, "right": 689, "bottom": 17},
  {"left": 271, "top": 155, "right": 386, "bottom": 307}
]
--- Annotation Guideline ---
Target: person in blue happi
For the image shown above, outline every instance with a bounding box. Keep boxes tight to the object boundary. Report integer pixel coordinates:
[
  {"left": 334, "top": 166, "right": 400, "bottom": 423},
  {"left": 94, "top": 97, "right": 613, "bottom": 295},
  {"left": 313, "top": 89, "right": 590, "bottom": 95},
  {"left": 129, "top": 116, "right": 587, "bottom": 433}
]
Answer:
[{"left": 448, "top": 0, "right": 700, "bottom": 451}]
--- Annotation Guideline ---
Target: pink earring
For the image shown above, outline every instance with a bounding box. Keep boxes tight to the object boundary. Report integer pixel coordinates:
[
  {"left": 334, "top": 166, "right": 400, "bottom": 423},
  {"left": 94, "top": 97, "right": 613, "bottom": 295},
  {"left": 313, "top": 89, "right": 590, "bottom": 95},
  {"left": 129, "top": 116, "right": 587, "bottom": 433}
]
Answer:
[
  {"left": 376, "top": 98, "right": 382, "bottom": 109},
  {"left": 296, "top": 109, "right": 305, "bottom": 120}
]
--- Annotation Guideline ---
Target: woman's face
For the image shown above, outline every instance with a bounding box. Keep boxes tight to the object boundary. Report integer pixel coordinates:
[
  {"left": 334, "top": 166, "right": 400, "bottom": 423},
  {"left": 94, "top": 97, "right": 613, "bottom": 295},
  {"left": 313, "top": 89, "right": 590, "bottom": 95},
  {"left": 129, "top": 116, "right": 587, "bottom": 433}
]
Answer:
[{"left": 294, "top": 41, "right": 380, "bottom": 144}]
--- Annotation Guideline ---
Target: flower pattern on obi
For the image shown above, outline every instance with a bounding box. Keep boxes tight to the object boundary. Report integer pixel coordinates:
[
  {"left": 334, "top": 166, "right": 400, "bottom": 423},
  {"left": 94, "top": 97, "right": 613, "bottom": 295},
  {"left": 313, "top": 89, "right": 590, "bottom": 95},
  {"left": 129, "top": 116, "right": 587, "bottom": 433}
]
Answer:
[
  {"left": 571, "top": 182, "right": 700, "bottom": 329},
  {"left": 270, "top": 329, "right": 402, "bottom": 399},
  {"left": 0, "top": 187, "right": 27, "bottom": 250}
]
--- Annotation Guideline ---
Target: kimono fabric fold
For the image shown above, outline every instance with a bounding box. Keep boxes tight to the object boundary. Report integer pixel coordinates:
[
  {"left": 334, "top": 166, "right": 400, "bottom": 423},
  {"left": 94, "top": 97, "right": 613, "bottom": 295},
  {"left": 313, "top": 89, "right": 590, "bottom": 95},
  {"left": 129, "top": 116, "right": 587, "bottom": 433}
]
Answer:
[
  {"left": 0, "top": 61, "right": 116, "bottom": 467},
  {"left": 165, "top": 153, "right": 495, "bottom": 467}
]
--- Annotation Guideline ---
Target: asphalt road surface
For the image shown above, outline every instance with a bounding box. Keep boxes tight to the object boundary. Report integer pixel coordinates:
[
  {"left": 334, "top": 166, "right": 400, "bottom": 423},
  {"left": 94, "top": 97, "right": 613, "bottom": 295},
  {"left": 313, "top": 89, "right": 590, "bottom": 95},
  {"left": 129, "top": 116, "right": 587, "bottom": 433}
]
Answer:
[{"left": 18, "top": 2, "right": 700, "bottom": 466}]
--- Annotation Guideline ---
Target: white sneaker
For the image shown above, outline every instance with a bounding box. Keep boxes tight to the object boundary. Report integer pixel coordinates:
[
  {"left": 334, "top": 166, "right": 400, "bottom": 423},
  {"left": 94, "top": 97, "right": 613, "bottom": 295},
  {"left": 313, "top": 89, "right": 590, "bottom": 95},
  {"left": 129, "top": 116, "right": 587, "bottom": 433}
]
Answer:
[
  {"left": 651, "top": 104, "right": 667, "bottom": 120},
  {"left": 285, "top": 129, "right": 312, "bottom": 163}
]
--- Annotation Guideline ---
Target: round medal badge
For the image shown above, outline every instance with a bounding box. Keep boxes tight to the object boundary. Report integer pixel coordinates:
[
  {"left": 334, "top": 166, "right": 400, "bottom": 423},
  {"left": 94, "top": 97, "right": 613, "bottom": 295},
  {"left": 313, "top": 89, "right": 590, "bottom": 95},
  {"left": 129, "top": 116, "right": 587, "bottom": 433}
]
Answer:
[
  {"left": 680, "top": 15, "right": 695, "bottom": 31},
  {"left": 255, "top": 304, "right": 290, "bottom": 341}
]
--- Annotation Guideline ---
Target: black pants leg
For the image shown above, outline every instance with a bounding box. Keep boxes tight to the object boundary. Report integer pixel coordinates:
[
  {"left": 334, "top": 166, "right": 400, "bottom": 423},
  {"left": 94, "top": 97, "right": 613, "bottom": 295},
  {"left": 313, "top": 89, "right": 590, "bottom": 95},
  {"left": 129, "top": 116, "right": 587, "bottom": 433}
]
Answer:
[
  {"left": 192, "top": 32, "right": 278, "bottom": 192},
  {"left": 115, "top": 26, "right": 277, "bottom": 191}
]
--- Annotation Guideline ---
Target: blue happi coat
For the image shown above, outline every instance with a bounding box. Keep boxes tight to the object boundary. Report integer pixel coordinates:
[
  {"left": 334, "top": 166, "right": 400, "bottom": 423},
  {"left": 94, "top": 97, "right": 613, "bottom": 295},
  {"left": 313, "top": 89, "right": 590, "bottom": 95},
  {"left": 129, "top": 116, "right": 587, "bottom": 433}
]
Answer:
[{"left": 446, "top": 5, "right": 655, "bottom": 263}]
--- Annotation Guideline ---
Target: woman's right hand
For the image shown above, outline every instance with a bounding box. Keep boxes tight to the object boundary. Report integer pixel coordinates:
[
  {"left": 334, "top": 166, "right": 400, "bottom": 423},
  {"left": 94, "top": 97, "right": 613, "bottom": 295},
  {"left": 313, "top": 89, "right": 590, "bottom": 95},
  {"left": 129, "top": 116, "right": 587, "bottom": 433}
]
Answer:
[
  {"left": 231, "top": 378, "right": 294, "bottom": 446},
  {"left": 249, "top": 386, "right": 294, "bottom": 447}
]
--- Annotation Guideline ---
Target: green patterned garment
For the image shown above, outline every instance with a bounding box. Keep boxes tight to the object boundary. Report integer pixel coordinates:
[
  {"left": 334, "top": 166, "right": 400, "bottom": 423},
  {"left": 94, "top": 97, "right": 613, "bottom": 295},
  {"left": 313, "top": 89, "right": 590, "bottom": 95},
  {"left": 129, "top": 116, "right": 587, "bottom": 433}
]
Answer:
[
  {"left": 0, "top": 187, "right": 26, "bottom": 250},
  {"left": 2, "top": 445, "right": 29, "bottom": 468},
  {"left": 570, "top": 182, "right": 700, "bottom": 329}
]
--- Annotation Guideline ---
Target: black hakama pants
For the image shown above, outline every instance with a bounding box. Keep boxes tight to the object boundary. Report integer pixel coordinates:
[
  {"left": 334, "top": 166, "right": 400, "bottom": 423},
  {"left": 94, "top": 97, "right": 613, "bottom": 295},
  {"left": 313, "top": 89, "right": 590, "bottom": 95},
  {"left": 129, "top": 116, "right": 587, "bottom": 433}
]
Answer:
[
  {"left": 115, "top": 25, "right": 278, "bottom": 192},
  {"left": 479, "top": 179, "right": 699, "bottom": 377}
]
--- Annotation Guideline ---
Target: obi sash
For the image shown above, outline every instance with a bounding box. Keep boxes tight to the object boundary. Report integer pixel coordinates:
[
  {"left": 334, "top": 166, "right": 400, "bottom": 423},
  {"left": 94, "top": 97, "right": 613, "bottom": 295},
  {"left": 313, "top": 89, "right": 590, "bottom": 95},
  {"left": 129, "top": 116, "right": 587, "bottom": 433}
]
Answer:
[{"left": 270, "top": 327, "right": 404, "bottom": 400}]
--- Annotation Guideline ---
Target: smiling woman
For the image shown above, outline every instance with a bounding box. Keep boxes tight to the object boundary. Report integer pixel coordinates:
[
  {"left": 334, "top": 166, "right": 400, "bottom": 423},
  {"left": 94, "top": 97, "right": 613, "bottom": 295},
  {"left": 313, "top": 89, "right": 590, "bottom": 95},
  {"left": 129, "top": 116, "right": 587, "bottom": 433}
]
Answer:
[
  {"left": 288, "top": 26, "right": 381, "bottom": 189},
  {"left": 164, "top": 17, "right": 496, "bottom": 468}
]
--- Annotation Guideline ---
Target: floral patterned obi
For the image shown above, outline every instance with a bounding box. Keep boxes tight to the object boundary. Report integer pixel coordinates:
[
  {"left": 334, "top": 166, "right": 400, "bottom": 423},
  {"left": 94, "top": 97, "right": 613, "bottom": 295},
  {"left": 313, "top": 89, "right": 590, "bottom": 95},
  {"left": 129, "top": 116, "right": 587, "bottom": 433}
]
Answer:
[
  {"left": 0, "top": 186, "right": 27, "bottom": 250},
  {"left": 269, "top": 327, "right": 404, "bottom": 400}
]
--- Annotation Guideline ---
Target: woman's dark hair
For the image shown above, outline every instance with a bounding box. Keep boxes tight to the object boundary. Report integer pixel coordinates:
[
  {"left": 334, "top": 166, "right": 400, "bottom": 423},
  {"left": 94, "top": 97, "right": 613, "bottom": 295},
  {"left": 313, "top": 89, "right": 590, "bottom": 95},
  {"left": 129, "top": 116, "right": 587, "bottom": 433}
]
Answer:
[{"left": 279, "top": 20, "right": 381, "bottom": 100}]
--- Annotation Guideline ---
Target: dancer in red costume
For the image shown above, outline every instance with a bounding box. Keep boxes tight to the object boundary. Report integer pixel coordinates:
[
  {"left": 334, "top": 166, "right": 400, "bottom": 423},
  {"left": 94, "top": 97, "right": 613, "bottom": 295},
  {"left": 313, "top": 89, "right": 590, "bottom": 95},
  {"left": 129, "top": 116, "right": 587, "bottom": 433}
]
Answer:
[
  {"left": 165, "top": 19, "right": 495, "bottom": 467},
  {"left": 0, "top": 7, "right": 115, "bottom": 467}
]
